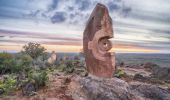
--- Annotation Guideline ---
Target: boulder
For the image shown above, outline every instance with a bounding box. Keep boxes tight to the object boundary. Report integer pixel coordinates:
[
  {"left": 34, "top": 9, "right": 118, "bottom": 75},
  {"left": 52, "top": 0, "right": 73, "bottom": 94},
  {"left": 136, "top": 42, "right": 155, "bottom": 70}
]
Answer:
[
  {"left": 22, "top": 82, "right": 36, "bottom": 96},
  {"left": 130, "top": 82, "right": 170, "bottom": 100},
  {"left": 143, "top": 62, "right": 158, "bottom": 72},
  {"left": 70, "top": 76, "right": 170, "bottom": 100},
  {"left": 151, "top": 67, "right": 170, "bottom": 81}
]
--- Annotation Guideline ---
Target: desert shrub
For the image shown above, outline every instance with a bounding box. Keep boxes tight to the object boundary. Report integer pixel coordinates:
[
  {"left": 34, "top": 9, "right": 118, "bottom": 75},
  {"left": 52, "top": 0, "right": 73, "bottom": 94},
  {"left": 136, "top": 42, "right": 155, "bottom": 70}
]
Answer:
[
  {"left": 20, "top": 54, "right": 33, "bottom": 67},
  {"left": 10, "top": 62, "right": 23, "bottom": 73},
  {"left": 0, "top": 52, "right": 13, "bottom": 61},
  {"left": 21, "top": 70, "right": 48, "bottom": 96},
  {"left": 0, "top": 52, "right": 32, "bottom": 74},
  {"left": 114, "top": 69, "right": 126, "bottom": 78},
  {"left": 28, "top": 70, "right": 48, "bottom": 88},
  {"left": 73, "top": 56, "right": 81, "bottom": 67},
  {"left": 0, "top": 52, "right": 15, "bottom": 74},
  {"left": 22, "top": 42, "right": 46, "bottom": 59},
  {"left": 32, "top": 58, "right": 47, "bottom": 70},
  {"left": 56, "top": 56, "right": 86, "bottom": 74},
  {"left": 0, "top": 75, "right": 17, "bottom": 95},
  {"left": 120, "top": 62, "right": 124, "bottom": 67},
  {"left": 10, "top": 54, "right": 33, "bottom": 73},
  {"left": 65, "top": 59, "right": 74, "bottom": 73},
  {"left": 116, "top": 59, "right": 125, "bottom": 67},
  {"left": 56, "top": 64, "right": 67, "bottom": 72},
  {"left": 41, "top": 52, "right": 48, "bottom": 61}
]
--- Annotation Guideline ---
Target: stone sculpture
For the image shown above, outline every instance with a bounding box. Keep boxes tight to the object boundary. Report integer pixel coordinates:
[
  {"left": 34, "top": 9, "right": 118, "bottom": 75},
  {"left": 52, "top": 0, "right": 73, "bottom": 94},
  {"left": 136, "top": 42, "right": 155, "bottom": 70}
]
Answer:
[
  {"left": 47, "top": 51, "right": 57, "bottom": 65},
  {"left": 83, "top": 3, "right": 115, "bottom": 78}
]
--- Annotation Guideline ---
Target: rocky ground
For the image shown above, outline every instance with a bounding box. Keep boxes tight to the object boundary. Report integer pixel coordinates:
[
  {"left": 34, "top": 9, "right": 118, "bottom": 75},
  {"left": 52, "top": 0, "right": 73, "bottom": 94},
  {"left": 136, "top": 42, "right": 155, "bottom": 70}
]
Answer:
[{"left": 1, "top": 62, "right": 170, "bottom": 100}]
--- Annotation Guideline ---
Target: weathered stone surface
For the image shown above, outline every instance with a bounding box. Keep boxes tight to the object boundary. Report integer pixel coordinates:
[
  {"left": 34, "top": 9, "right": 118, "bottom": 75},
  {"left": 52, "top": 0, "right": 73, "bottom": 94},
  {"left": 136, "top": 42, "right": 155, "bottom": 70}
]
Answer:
[
  {"left": 83, "top": 3, "right": 115, "bottom": 78},
  {"left": 47, "top": 51, "right": 57, "bottom": 65},
  {"left": 70, "top": 76, "right": 170, "bottom": 100}
]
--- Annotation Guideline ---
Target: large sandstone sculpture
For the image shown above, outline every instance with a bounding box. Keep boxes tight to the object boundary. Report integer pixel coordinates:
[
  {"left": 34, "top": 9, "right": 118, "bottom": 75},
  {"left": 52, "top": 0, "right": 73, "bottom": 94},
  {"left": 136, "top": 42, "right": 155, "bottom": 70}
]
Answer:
[{"left": 83, "top": 3, "right": 115, "bottom": 78}]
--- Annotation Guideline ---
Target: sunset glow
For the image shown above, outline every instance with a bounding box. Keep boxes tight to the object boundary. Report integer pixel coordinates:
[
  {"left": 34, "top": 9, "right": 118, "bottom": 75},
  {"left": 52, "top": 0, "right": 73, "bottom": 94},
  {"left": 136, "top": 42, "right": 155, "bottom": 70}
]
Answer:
[{"left": 0, "top": 0, "right": 170, "bottom": 53}]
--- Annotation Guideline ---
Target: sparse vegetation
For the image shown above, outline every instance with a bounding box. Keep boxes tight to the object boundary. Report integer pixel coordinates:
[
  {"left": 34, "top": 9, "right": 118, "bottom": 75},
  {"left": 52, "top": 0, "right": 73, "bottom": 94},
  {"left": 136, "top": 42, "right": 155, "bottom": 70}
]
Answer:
[
  {"left": 0, "top": 74, "right": 17, "bottom": 95},
  {"left": 0, "top": 42, "right": 87, "bottom": 96},
  {"left": 114, "top": 69, "right": 126, "bottom": 78},
  {"left": 22, "top": 42, "right": 46, "bottom": 59},
  {"left": 0, "top": 43, "right": 49, "bottom": 96}
]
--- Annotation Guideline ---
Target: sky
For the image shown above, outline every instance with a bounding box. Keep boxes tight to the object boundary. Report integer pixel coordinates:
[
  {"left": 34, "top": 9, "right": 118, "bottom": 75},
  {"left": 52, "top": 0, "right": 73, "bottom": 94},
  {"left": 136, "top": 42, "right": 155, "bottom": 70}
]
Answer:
[{"left": 0, "top": 0, "right": 170, "bottom": 53}]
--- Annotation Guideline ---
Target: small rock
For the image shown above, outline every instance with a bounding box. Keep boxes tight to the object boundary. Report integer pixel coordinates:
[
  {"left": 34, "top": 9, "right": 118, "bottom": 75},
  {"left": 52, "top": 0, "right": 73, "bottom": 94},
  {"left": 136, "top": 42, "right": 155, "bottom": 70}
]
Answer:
[{"left": 22, "top": 82, "right": 36, "bottom": 96}]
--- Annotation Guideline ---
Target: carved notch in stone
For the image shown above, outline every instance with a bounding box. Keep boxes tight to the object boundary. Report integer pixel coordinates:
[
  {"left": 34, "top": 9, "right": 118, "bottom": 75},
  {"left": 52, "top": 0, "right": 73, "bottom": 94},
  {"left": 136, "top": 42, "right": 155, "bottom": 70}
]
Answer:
[{"left": 83, "top": 3, "right": 115, "bottom": 78}]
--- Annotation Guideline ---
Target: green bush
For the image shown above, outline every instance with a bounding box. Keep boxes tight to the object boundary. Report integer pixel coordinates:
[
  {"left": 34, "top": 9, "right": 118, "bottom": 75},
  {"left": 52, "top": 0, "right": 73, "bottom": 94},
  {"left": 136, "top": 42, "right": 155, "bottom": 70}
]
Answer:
[
  {"left": 10, "top": 61, "right": 22, "bottom": 73},
  {"left": 0, "top": 52, "right": 15, "bottom": 74},
  {"left": 114, "top": 69, "right": 126, "bottom": 78},
  {"left": 0, "top": 75, "right": 17, "bottom": 95},
  {"left": 28, "top": 70, "right": 48, "bottom": 88},
  {"left": 22, "top": 42, "right": 46, "bottom": 59},
  {"left": 20, "top": 54, "right": 33, "bottom": 66},
  {"left": 56, "top": 64, "right": 67, "bottom": 72},
  {"left": 0, "top": 52, "right": 32, "bottom": 74}
]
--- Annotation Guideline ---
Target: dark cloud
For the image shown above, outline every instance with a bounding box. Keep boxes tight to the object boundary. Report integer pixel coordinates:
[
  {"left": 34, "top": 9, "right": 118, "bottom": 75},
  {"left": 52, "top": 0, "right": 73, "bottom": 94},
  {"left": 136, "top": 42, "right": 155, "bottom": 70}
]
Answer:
[
  {"left": 129, "top": 11, "right": 170, "bottom": 24},
  {"left": 67, "top": 6, "right": 74, "bottom": 11},
  {"left": 0, "top": 29, "right": 81, "bottom": 41},
  {"left": 69, "top": 13, "right": 76, "bottom": 19},
  {"left": 41, "top": 13, "right": 48, "bottom": 18},
  {"left": 0, "top": 39, "right": 82, "bottom": 46},
  {"left": 106, "top": 0, "right": 132, "bottom": 17},
  {"left": 152, "top": 29, "right": 170, "bottom": 34},
  {"left": 48, "top": 0, "right": 59, "bottom": 11},
  {"left": 115, "top": 0, "right": 122, "bottom": 2},
  {"left": 68, "top": 11, "right": 88, "bottom": 25},
  {"left": 0, "top": 29, "right": 82, "bottom": 46},
  {"left": 0, "top": 36, "right": 5, "bottom": 38},
  {"left": 51, "top": 12, "right": 66, "bottom": 23},
  {"left": 122, "top": 7, "right": 131, "bottom": 17},
  {"left": 76, "top": 0, "right": 91, "bottom": 11},
  {"left": 108, "top": 2, "right": 120, "bottom": 11},
  {"left": 26, "top": 10, "right": 41, "bottom": 17}
]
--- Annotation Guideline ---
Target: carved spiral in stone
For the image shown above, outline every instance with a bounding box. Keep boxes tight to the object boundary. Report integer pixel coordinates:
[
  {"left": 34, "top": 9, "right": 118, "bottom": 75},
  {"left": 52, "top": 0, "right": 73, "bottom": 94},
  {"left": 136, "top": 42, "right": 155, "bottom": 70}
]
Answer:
[{"left": 98, "top": 37, "right": 112, "bottom": 52}]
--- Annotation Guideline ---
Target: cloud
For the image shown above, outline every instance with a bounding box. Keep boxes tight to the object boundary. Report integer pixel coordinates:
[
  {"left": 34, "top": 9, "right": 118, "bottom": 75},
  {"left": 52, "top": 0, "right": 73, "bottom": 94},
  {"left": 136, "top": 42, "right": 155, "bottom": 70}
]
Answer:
[
  {"left": 0, "top": 0, "right": 170, "bottom": 53},
  {"left": 0, "top": 36, "right": 5, "bottom": 38},
  {"left": 108, "top": 2, "right": 120, "bottom": 11},
  {"left": 51, "top": 12, "right": 66, "bottom": 23},
  {"left": 0, "top": 29, "right": 81, "bottom": 41},
  {"left": 76, "top": 0, "right": 91, "bottom": 11},
  {"left": 26, "top": 10, "right": 41, "bottom": 18},
  {"left": 67, "top": 6, "right": 74, "bottom": 11},
  {"left": 121, "top": 7, "right": 131, "bottom": 17},
  {"left": 152, "top": 29, "right": 170, "bottom": 35},
  {"left": 129, "top": 12, "right": 170, "bottom": 24},
  {"left": 48, "top": 0, "right": 59, "bottom": 11},
  {"left": 22, "top": 0, "right": 132, "bottom": 25},
  {"left": 43, "top": 41, "right": 81, "bottom": 46}
]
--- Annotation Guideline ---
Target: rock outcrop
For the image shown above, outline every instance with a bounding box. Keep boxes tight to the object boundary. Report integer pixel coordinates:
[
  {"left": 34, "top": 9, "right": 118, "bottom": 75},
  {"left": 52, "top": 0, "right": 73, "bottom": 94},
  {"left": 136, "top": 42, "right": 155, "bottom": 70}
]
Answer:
[{"left": 70, "top": 76, "right": 170, "bottom": 100}]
